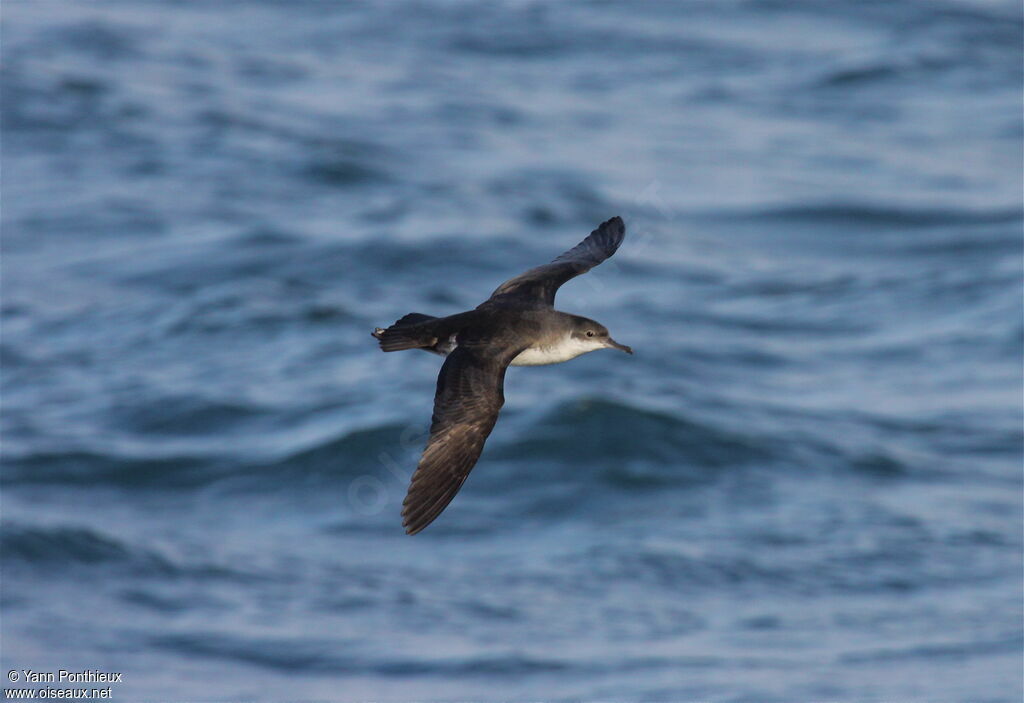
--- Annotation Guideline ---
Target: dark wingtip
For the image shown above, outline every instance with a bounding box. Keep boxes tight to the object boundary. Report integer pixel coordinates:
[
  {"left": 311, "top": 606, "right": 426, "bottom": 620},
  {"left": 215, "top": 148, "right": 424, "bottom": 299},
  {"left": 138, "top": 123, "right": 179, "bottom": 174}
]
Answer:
[
  {"left": 402, "top": 510, "right": 430, "bottom": 535},
  {"left": 401, "top": 495, "right": 430, "bottom": 535},
  {"left": 594, "top": 216, "right": 625, "bottom": 244},
  {"left": 602, "top": 215, "right": 624, "bottom": 233}
]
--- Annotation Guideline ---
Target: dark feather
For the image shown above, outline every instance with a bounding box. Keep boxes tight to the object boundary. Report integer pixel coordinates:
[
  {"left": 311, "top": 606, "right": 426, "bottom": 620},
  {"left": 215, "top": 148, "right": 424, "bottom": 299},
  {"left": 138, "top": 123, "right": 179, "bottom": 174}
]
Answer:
[
  {"left": 401, "top": 342, "right": 521, "bottom": 534},
  {"left": 488, "top": 216, "right": 625, "bottom": 306},
  {"left": 373, "top": 313, "right": 439, "bottom": 351}
]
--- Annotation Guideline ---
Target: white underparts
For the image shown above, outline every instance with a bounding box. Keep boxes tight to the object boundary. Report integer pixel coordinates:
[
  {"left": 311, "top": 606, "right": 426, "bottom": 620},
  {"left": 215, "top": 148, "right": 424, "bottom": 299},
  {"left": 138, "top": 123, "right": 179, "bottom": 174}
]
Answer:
[
  {"left": 510, "top": 335, "right": 605, "bottom": 366},
  {"left": 427, "top": 333, "right": 604, "bottom": 366}
]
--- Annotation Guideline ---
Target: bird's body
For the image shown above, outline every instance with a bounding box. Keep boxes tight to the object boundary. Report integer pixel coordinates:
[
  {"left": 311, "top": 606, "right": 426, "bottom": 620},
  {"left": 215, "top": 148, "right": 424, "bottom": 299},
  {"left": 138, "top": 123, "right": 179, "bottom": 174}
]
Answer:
[
  {"left": 379, "top": 306, "right": 613, "bottom": 366},
  {"left": 373, "top": 216, "right": 632, "bottom": 534}
]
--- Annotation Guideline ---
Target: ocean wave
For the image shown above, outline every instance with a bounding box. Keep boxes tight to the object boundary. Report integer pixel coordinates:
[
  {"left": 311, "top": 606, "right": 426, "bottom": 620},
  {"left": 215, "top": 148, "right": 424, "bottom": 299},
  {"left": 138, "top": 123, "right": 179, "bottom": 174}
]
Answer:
[
  {"left": 717, "top": 203, "right": 1023, "bottom": 228},
  {"left": 47, "top": 19, "right": 142, "bottom": 61},
  {"left": 108, "top": 394, "right": 269, "bottom": 436},
  {"left": 6, "top": 398, "right": 990, "bottom": 496},
  {"left": 685, "top": 310, "right": 870, "bottom": 336},
  {"left": 854, "top": 411, "right": 1024, "bottom": 461},
  {"left": 1, "top": 449, "right": 222, "bottom": 489},
  {"left": 150, "top": 630, "right": 576, "bottom": 676},
  {"left": 303, "top": 148, "right": 392, "bottom": 188},
  {"left": 1, "top": 522, "right": 264, "bottom": 583},
  {"left": 260, "top": 423, "right": 410, "bottom": 479},
  {"left": 2, "top": 422, "right": 410, "bottom": 491},
  {"left": 575, "top": 533, "right": 1014, "bottom": 596},
  {"left": 195, "top": 108, "right": 398, "bottom": 185},
  {"left": 158, "top": 291, "right": 355, "bottom": 336},
  {"left": 486, "top": 169, "right": 610, "bottom": 229},
  {"left": 2, "top": 523, "right": 170, "bottom": 570},
  {"left": 2, "top": 70, "right": 115, "bottom": 135},
  {"left": 492, "top": 397, "right": 778, "bottom": 474},
  {"left": 814, "top": 62, "right": 903, "bottom": 88},
  {"left": 839, "top": 635, "right": 1024, "bottom": 664},
  {"left": 148, "top": 626, "right": 732, "bottom": 679}
]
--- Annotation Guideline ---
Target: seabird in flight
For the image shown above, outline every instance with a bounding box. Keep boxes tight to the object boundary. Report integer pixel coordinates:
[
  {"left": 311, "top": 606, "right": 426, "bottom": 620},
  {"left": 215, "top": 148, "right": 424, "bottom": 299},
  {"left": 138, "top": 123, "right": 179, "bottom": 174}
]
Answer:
[{"left": 372, "top": 216, "right": 632, "bottom": 534}]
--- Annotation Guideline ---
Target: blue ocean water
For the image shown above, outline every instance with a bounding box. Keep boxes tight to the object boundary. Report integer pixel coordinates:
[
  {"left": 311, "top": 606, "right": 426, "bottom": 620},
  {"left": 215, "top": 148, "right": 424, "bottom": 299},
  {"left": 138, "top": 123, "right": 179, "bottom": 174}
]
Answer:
[{"left": 2, "top": 0, "right": 1022, "bottom": 700}]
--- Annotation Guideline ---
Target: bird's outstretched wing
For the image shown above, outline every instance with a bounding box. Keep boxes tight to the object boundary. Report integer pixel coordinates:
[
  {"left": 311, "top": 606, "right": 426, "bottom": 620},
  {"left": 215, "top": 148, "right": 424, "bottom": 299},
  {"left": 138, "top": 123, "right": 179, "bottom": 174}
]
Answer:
[
  {"left": 401, "top": 342, "right": 521, "bottom": 535},
  {"left": 488, "top": 216, "right": 625, "bottom": 306}
]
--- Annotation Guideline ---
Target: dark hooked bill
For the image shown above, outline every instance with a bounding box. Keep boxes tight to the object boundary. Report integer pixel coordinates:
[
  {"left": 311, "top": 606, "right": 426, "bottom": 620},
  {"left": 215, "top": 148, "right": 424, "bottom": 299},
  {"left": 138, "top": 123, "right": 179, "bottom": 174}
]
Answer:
[{"left": 606, "top": 338, "right": 633, "bottom": 354}]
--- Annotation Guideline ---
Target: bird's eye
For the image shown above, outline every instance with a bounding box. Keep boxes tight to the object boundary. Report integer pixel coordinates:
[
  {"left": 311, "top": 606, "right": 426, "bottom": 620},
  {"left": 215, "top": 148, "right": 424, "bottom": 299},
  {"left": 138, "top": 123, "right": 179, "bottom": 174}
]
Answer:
[{"left": 585, "top": 330, "right": 595, "bottom": 337}]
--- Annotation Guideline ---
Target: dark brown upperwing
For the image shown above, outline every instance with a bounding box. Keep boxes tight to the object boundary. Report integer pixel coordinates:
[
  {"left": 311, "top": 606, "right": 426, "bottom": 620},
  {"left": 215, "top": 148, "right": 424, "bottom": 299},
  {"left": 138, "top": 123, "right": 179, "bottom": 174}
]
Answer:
[
  {"left": 401, "top": 341, "right": 522, "bottom": 535},
  {"left": 488, "top": 216, "right": 626, "bottom": 306}
]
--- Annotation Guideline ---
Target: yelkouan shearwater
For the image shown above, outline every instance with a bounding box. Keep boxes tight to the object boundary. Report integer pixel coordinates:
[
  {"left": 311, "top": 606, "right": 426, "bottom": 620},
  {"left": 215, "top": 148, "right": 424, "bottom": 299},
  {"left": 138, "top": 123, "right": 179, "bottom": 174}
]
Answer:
[{"left": 373, "top": 216, "right": 632, "bottom": 534}]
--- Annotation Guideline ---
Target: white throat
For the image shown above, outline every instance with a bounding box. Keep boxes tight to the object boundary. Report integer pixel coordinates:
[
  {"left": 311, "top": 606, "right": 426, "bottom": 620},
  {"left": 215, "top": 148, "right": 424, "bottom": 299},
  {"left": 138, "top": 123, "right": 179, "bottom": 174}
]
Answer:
[{"left": 510, "top": 335, "right": 603, "bottom": 367}]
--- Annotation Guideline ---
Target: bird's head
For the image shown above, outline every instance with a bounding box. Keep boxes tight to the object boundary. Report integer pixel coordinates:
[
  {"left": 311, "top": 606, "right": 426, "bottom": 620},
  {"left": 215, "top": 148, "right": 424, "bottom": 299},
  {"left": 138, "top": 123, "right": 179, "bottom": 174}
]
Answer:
[{"left": 569, "top": 316, "right": 633, "bottom": 356}]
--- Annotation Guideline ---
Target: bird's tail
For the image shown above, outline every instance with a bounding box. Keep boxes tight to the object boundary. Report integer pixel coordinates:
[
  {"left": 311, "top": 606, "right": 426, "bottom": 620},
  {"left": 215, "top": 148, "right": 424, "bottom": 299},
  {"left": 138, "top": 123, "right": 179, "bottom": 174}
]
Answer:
[{"left": 372, "top": 313, "right": 439, "bottom": 352}]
